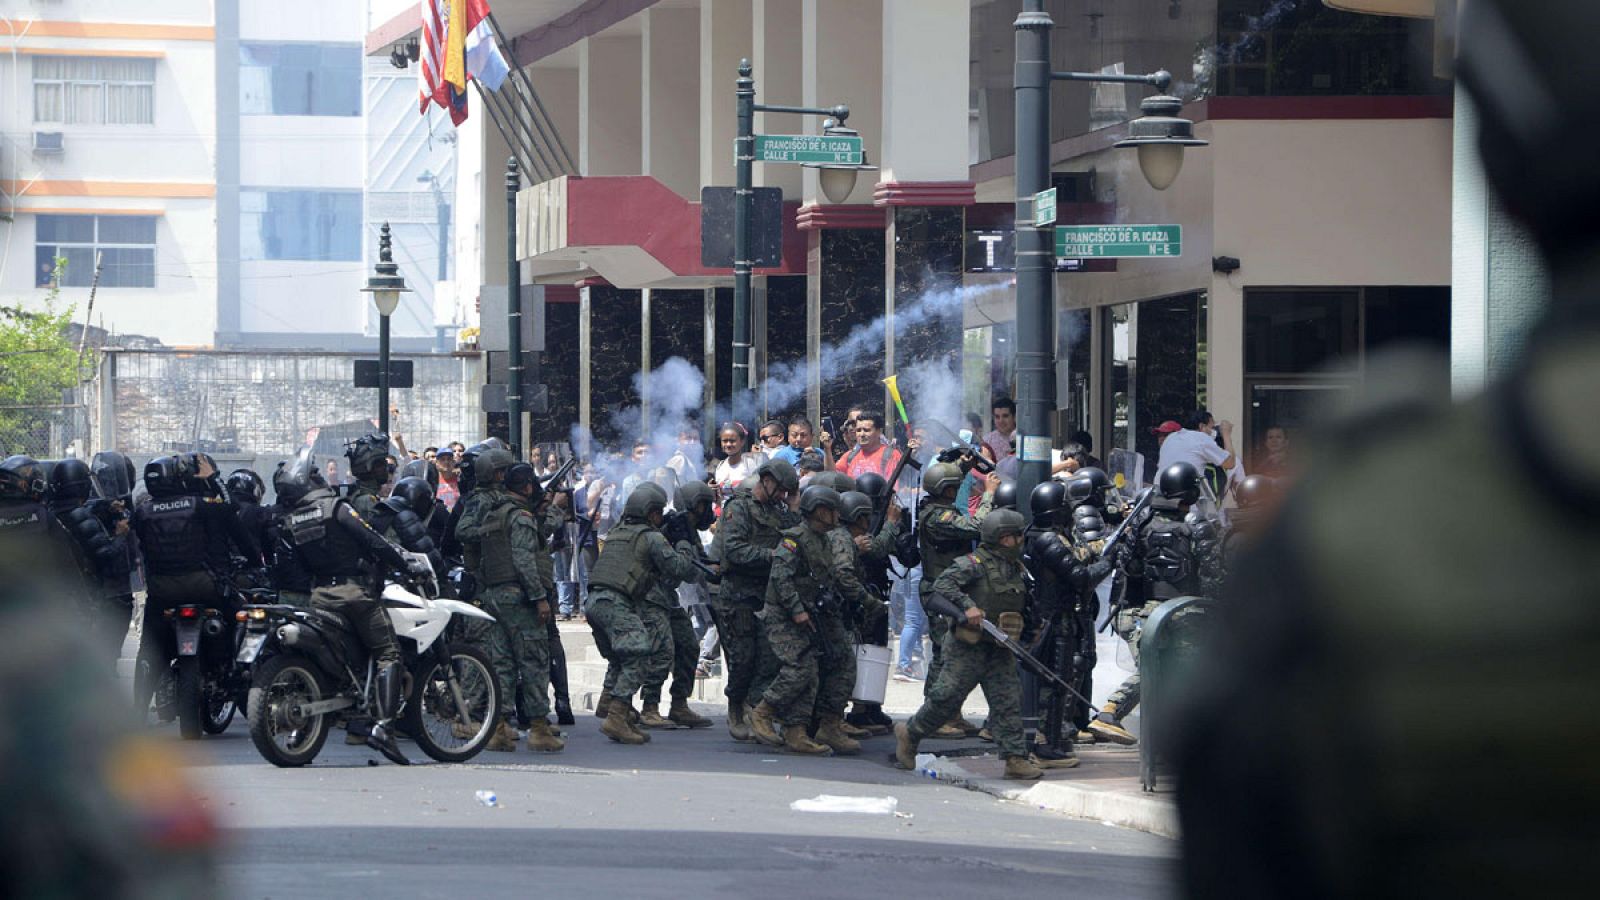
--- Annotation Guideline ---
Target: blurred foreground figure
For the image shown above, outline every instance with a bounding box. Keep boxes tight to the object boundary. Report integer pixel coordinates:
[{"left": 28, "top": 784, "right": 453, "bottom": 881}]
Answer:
[
  {"left": 1176, "top": 4, "right": 1600, "bottom": 897},
  {"left": 0, "top": 536, "right": 217, "bottom": 896}
]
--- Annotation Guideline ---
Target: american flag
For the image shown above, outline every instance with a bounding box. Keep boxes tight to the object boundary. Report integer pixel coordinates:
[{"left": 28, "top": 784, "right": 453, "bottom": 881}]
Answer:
[
  {"left": 418, "top": 0, "right": 448, "bottom": 114},
  {"left": 419, "top": 0, "right": 508, "bottom": 126}
]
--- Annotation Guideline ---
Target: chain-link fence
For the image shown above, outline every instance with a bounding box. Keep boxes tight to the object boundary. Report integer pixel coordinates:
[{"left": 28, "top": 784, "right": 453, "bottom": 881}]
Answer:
[{"left": 0, "top": 352, "right": 96, "bottom": 459}]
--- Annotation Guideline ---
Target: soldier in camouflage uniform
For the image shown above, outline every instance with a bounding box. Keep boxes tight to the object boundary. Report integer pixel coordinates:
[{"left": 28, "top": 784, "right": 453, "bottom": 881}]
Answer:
[
  {"left": 637, "top": 480, "right": 718, "bottom": 730},
  {"left": 586, "top": 483, "right": 704, "bottom": 745},
  {"left": 343, "top": 432, "right": 392, "bottom": 520},
  {"left": 836, "top": 488, "right": 905, "bottom": 739},
  {"left": 711, "top": 458, "right": 799, "bottom": 741},
  {"left": 746, "top": 486, "right": 847, "bottom": 756},
  {"left": 895, "top": 509, "right": 1042, "bottom": 780},
  {"left": 917, "top": 460, "right": 996, "bottom": 737}
]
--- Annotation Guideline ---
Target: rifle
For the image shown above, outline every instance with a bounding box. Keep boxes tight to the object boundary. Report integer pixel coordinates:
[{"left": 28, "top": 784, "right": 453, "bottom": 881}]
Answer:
[
  {"left": 922, "top": 591, "right": 1094, "bottom": 709},
  {"left": 543, "top": 456, "right": 579, "bottom": 493},
  {"left": 1098, "top": 486, "right": 1155, "bottom": 561},
  {"left": 923, "top": 422, "right": 996, "bottom": 475},
  {"left": 867, "top": 441, "right": 924, "bottom": 538}
]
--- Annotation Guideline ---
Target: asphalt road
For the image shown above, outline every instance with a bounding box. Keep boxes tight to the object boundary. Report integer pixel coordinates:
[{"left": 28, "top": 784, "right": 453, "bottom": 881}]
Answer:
[{"left": 188, "top": 711, "right": 1177, "bottom": 899}]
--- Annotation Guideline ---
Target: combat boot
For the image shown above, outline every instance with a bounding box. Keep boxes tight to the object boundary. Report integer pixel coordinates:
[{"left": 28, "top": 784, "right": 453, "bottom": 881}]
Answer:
[
  {"left": 1087, "top": 704, "right": 1137, "bottom": 745},
  {"left": 485, "top": 720, "right": 518, "bottom": 752},
  {"left": 638, "top": 706, "right": 678, "bottom": 729},
  {"left": 931, "top": 720, "right": 966, "bottom": 739},
  {"left": 451, "top": 719, "right": 482, "bottom": 740},
  {"left": 668, "top": 699, "right": 712, "bottom": 729},
  {"left": 1004, "top": 755, "right": 1044, "bottom": 780},
  {"left": 727, "top": 703, "right": 754, "bottom": 741},
  {"left": 782, "top": 724, "right": 833, "bottom": 756},
  {"left": 814, "top": 716, "right": 861, "bottom": 755},
  {"left": 525, "top": 720, "right": 565, "bottom": 753},
  {"left": 746, "top": 701, "right": 783, "bottom": 747},
  {"left": 892, "top": 722, "right": 920, "bottom": 770},
  {"left": 601, "top": 702, "right": 647, "bottom": 745},
  {"left": 838, "top": 719, "right": 872, "bottom": 740},
  {"left": 594, "top": 692, "right": 613, "bottom": 719},
  {"left": 1031, "top": 738, "right": 1081, "bottom": 769},
  {"left": 953, "top": 715, "right": 983, "bottom": 736}
]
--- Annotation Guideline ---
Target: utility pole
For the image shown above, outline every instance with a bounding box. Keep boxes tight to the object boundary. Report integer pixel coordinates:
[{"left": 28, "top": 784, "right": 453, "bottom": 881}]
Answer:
[
  {"left": 1012, "top": 0, "right": 1055, "bottom": 510},
  {"left": 506, "top": 156, "right": 523, "bottom": 457}
]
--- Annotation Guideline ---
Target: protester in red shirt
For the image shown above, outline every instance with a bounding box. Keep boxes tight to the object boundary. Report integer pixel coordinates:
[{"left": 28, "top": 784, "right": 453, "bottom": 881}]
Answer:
[{"left": 835, "top": 413, "right": 902, "bottom": 480}]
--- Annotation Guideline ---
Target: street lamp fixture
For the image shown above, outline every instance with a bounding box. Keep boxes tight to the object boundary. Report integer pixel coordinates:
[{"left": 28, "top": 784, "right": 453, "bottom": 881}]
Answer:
[
  {"left": 1113, "top": 93, "right": 1207, "bottom": 191},
  {"left": 803, "top": 121, "right": 879, "bottom": 204},
  {"left": 361, "top": 222, "right": 410, "bottom": 435}
]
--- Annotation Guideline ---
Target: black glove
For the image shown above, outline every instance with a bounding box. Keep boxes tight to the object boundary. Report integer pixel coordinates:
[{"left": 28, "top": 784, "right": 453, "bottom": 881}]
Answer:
[{"left": 662, "top": 511, "right": 694, "bottom": 547}]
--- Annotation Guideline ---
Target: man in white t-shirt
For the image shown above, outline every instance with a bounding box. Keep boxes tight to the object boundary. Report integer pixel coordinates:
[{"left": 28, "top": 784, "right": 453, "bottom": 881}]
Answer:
[{"left": 1153, "top": 418, "right": 1236, "bottom": 479}]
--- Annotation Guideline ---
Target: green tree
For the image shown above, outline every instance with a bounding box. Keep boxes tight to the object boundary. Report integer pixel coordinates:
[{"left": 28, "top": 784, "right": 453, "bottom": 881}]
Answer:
[{"left": 0, "top": 260, "right": 90, "bottom": 456}]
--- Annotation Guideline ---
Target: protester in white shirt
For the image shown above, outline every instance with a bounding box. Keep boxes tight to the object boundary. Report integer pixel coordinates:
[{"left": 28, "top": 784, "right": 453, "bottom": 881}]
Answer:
[{"left": 1153, "top": 418, "right": 1236, "bottom": 477}]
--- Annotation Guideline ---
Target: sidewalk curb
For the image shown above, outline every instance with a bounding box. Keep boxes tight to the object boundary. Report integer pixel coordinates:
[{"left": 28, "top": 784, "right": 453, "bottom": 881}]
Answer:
[{"left": 911, "top": 753, "right": 1180, "bottom": 840}]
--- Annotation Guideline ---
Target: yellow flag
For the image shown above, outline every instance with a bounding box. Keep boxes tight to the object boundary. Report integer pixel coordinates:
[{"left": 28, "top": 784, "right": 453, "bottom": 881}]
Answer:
[{"left": 443, "top": 0, "right": 468, "bottom": 92}]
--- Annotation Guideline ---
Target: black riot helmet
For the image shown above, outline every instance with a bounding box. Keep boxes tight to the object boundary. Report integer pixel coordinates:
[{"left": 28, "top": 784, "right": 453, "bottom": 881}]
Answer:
[
  {"left": 181, "top": 453, "right": 218, "bottom": 495},
  {"left": 225, "top": 468, "right": 265, "bottom": 505},
  {"left": 389, "top": 476, "right": 436, "bottom": 521},
  {"left": 142, "top": 455, "right": 187, "bottom": 499},
  {"left": 1157, "top": 462, "right": 1202, "bottom": 506},
  {"left": 400, "top": 457, "right": 439, "bottom": 492},
  {"left": 345, "top": 432, "right": 393, "bottom": 482},
  {"left": 49, "top": 457, "right": 94, "bottom": 506},
  {"left": 675, "top": 480, "right": 717, "bottom": 531},
  {"left": 1064, "top": 474, "right": 1096, "bottom": 507},
  {"left": 90, "top": 450, "right": 135, "bottom": 502},
  {"left": 839, "top": 490, "right": 874, "bottom": 527},
  {"left": 272, "top": 448, "right": 321, "bottom": 507},
  {"left": 855, "top": 471, "right": 888, "bottom": 503},
  {"left": 457, "top": 441, "right": 490, "bottom": 495},
  {"left": 797, "top": 485, "right": 842, "bottom": 521},
  {"left": 0, "top": 455, "right": 48, "bottom": 502},
  {"left": 504, "top": 462, "right": 545, "bottom": 505},
  {"left": 1234, "top": 474, "right": 1277, "bottom": 510},
  {"left": 992, "top": 480, "right": 1018, "bottom": 511},
  {"left": 1075, "top": 467, "right": 1112, "bottom": 505},
  {"left": 480, "top": 437, "right": 509, "bottom": 451},
  {"left": 1029, "top": 479, "right": 1068, "bottom": 526}
]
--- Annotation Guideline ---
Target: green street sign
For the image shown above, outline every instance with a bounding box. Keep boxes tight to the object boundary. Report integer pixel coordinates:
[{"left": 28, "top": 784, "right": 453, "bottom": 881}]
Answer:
[
  {"left": 1055, "top": 224, "right": 1182, "bottom": 258},
  {"left": 1033, "top": 187, "right": 1057, "bottom": 227},
  {"left": 752, "top": 134, "right": 864, "bottom": 165}
]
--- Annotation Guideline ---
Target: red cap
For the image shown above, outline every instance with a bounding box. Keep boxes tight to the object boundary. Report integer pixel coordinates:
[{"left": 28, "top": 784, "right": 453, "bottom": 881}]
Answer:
[{"left": 1150, "top": 420, "right": 1183, "bottom": 435}]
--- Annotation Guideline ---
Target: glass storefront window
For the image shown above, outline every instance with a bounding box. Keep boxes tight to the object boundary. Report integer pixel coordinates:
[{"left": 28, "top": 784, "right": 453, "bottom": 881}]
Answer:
[{"left": 1245, "top": 289, "right": 1360, "bottom": 375}]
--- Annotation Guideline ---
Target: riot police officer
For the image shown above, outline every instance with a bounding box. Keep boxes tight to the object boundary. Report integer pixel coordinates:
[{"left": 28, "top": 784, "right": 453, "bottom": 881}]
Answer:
[
  {"left": 49, "top": 458, "right": 136, "bottom": 655},
  {"left": 896, "top": 509, "right": 1042, "bottom": 780},
  {"left": 130, "top": 454, "right": 260, "bottom": 720},
  {"left": 344, "top": 432, "right": 393, "bottom": 519},
  {"left": 1091, "top": 462, "right": 1220, "bottom": 745},
  {"left": 585, "top": 482, "right": 704, "bottom": 745},
  {"left": 0, "top": 455, "right": 53, "bottom": 541},
  {"left": 265, "top": 459, "right": 314, "bottom": 609},
  {"left": 916, "top": 460, "right": 996, "bottom": 737},
  {"left": 367, "top": 475, "right": 446, "bottom": 578},
  {"left": 274, "top": 449, "right": 427, "bottom": 765},
  {"left": 224, "top": 469, "right": 271, "bottom": 586}
]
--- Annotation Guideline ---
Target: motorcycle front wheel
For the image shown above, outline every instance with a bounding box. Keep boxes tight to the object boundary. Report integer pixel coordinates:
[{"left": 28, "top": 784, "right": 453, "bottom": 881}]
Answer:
[
  {"left": 247, "top": 653, "right": 332, "bottom": 767},
  {"left": 403, "top": 644, "right": 500, "bottom": 763}
]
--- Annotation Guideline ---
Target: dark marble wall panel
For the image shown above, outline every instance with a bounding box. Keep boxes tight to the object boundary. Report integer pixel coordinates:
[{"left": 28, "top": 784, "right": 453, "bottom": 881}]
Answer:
[
  {"left": 714, "top": 287, "right": 733, "bottom": 420},
  {"left": 649, "top": 289, "right": 705, "bottom": 372},
  {"left": 816, "top": 228, "right": 888, "bottom": 425},
  {"left": 589, "top": 286, "right": 643, "bottom": 447},
  {"left": 891, "top": 207, "right": 965, "bottom": 439},
  {"left": 1134, "top": 292, "right": 1199, "bottom": 480},
  {"left": 538, "top": 299, "right": 581, "bottom": 443},
  {"left": 763, "top": 275, "right": 807, "bottom": 421}
]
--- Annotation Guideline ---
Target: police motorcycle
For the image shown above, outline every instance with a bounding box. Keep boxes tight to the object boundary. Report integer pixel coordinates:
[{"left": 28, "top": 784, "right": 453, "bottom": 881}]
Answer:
[{"left": 239, "top": 555, "right": 501, "bottom": 767}]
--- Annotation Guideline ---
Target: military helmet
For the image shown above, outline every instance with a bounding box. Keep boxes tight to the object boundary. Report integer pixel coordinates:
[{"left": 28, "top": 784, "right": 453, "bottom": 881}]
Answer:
[
  {"left": 922, "top": 462, "right": 964, "bottom": 497},
  {"left": 345, "top": 432, "right": 392, "bottom": 481},
  {"left": 389, "top": 476, "right": 436, "bottom": 521},
  {"left": 979, "top": 509, "right": 1027, "bottom": 546},
  {"left": 272, "top": 448, "right": 320, "bottom": 507},
  {"left": 838, "top": 490, "right": 874, "bottom": 526},
  {"left": 757, "top": 458, "right": 799, "bottom": 494},
  {"left": 504, "top": 462, "right": 544, "bottom": 504},
  {"left": 142, "top": 455, "right": 187, "bottom": 499},
  {"left": 49, "top": 458, "right": 94, "bottom": 505},
  {"left": 225, "top": 468, "right": 265, "bottom": 505},
  {"left": 854, "top": 471, "right": 888, "bottom": 501},
  {"left": 480, "top": 437, "right": 509, "bottom": 451},
  {"left": 0, "top": 455, "right": 48, "bottom": 502},
  {"left": 992, "top": 480, "right": 1018, "bottom": 510},
  {"left": 1029, "top": 479, "right": 1067, "bottom": 526},
  {"left": 675, "top": 480, "right": 716, "bottom": 529},
  {"left": 1157, "top": 462, "right": 1202, "bottom": 505},
  {"left": 89, "top": 450, "right": 135, "bottom": 502},
  {"left": 474, "top": 448, "right": 516, "bottom": 485},
  {"left": 400, "top": 457, "right": 439, "bottom": 491},
  {"left": 809, "top": 471, "right": 855, "bottom": 494},
  {"left": 623, "top": 482, "right": 669, "bottom": 521},
  {"left": 1234, "top": 474, "right": 1277, "bottom": 510},
  {"left": 798, "top": 485, "right": 842, "bottom": 518},
  {"left": 457, "top": 441, "right": 491, "bottom": 494}
]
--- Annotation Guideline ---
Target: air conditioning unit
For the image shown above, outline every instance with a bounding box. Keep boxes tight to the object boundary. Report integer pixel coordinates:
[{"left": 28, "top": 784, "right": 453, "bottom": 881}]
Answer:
[{"left": 33, "top": 131, "right": 64, "bottom": 155}]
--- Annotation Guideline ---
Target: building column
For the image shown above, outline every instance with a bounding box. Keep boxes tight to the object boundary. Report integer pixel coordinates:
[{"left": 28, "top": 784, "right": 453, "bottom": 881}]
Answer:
[
  {"left": 579, "top": 35, "right": 642, "bottom": 176},
  {"left": 801, "top": 0, "right": 882, "bottom": 208},
  {"left": 753, "top": 0, "right": 803, "bottom": 199},
  {"left": 700, "top": 0, "right": 753, "bottom": 191},
  {"left": 642, "top": 6, "right": 700, "bottom": 198}
]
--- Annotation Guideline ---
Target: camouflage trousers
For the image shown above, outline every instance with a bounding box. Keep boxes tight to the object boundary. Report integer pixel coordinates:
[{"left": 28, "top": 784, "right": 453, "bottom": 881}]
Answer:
[
  {"left": 641, "top": 606, "right": 698, "bottom": 707},
  {"left": 459, "top": 586, "right": 551, "bottom": 726},
  {"left": 812, "top": 613, "right": 856, "bottom": 720},
  {"left": 1105, "top": 600, "right": 1164, "bottom": 714},
  {"left": 590, "top": 590, "right": 670, "bottom": 701},
  {"left": 712, "top": 596, "right": 768, "bottom": 708},
  {"left": 923, "top": 600, "right": 951, "bottom": 699},
  {"left": 908, "top": 635, "right": 1027, "bottom": 759},
  {"left": 310, "top": 581, "right": 399, "bottom": 667},
  {"left": 758, "top": 611, "right": 854, "bottom": 725}
]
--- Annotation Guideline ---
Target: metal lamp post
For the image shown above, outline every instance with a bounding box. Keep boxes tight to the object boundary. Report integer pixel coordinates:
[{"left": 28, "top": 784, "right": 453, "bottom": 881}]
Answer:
[
  {"left": 1011, "top": 0, "right": 1207, "bottom": 512},
  {"left": 732, "top": 59, "right": 870, "bottom": 401},
  {"left": 362, "top": 222, "right": 410, "bottom": 436}
]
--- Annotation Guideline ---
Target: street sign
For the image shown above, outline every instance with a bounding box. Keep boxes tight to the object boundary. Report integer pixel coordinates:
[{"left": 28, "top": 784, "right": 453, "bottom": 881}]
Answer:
[
  {"left": 353, "top": 359, "right": 413, "bottom": 388},
  {"left": 1055, "top": 224, "right": 1182, "bottom": 258},
  {"left": 701, "top": 186, "right": 783, "bottom": 268},
  {"left": 752, "top": 134, "right": 864, "bottom": 165},
  {"left": 1033, "top": 187, "right": 1057, "bottom": 227}
]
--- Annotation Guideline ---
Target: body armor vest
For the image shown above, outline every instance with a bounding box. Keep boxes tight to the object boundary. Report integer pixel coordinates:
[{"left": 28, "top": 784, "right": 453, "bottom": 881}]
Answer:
[
  {"left": 137, "top": 494, "right": 208, "bottom": 575},
  {"left": 588, "top": 522, "right": 653, "bottom": 601},
  {"left": 918, "top": 500, "right": 974, "bottom": 585},
  {"left": 969, "top": 548, "right": 1028, "bottom": 620},
  {"left": 0, "top": 499, "right": 48, "bottom": 537},
  {"left": 266, "top": 512, "right": 312, "bottom": 591},
  {"left": 1142, "top": 516, "right": 1195, "bottom": 600},
  {"left": 477, "top": 498, "right": 522, "bottom": 587},
  {"left": 286, "top": 493, "right": 365, "bottom": 576}
]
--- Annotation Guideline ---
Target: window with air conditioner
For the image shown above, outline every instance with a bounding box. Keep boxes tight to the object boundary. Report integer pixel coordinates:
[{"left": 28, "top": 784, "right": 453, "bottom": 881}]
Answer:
[
  {"left": 35, "top": 215, "right": 158, "bottom": 288},
  {"left": 33, "top": 56, "right": 156, "bottom": 125}
]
